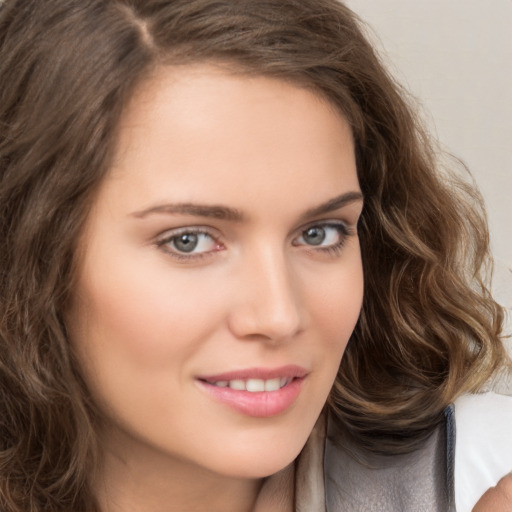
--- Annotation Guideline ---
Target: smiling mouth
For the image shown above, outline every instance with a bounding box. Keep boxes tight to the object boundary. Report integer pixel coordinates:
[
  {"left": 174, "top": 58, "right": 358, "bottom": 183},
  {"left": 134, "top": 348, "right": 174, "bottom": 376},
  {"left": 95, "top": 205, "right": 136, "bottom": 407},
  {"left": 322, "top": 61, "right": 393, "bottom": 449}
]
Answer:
[
  {"left": 200, "top": 377, "right": 294, "bottom": 392},
  {"left": 196, "top": 366, "right": 307, "bottom": 417}
]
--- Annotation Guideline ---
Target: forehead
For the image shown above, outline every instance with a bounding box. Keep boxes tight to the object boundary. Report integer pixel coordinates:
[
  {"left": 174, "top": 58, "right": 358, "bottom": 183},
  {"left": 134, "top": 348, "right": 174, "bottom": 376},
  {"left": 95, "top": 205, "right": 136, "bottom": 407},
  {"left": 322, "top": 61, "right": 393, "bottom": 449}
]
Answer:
[{"left": 102, "top": 64, "right": 359, "bottom": 217}]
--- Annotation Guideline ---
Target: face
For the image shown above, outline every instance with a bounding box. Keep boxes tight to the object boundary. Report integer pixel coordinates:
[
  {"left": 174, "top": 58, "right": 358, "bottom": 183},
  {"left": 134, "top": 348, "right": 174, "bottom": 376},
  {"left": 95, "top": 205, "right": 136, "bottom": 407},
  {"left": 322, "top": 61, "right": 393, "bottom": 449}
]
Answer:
[{"left": 69, "top": 64, "right": 364, "bottom": 481}]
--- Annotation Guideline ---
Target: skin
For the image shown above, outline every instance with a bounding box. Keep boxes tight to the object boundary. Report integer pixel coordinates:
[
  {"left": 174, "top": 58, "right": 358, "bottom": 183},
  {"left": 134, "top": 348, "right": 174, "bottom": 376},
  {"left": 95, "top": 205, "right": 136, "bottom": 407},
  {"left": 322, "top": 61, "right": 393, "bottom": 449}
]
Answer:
[
  {"left": 473, "top": 473, "right": 512, "bottom": 512},
  {"left": 68, "top": 64, "right": 364, "bottom": 512}
]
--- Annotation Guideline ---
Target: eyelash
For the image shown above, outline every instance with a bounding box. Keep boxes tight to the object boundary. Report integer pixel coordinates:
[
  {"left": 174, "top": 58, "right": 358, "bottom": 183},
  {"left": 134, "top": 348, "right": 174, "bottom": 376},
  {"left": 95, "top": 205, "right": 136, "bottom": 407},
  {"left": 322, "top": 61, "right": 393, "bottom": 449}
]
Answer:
[{"left": 155, "top": 221, "right": 353, "bottom": 262}]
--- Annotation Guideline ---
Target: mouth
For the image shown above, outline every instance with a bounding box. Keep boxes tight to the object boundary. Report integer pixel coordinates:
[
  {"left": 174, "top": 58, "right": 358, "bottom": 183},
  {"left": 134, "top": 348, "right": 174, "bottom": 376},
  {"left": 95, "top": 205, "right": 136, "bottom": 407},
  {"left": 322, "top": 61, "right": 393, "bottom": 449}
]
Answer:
[
  {"left": 200, "top": 376, "right": 294, "bottom": 392},
  {"left": 196, "top": 366, "right": 307, "bottom": 417}
]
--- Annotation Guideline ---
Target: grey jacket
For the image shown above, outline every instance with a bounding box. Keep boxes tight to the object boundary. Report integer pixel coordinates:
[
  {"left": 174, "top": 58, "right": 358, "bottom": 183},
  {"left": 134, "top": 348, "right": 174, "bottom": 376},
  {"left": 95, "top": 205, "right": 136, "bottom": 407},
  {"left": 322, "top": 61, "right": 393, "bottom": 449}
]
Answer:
[{"left": 295, "top": 407, "right": 456, "bottom": 511}]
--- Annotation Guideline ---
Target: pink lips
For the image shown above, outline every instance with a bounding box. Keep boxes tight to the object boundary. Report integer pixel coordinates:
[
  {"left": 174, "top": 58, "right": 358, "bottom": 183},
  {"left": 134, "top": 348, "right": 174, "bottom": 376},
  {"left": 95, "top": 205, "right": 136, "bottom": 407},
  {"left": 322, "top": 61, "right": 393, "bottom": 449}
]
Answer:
[{"left": 196, "top": 365, "right": 307, "bottom": 418}]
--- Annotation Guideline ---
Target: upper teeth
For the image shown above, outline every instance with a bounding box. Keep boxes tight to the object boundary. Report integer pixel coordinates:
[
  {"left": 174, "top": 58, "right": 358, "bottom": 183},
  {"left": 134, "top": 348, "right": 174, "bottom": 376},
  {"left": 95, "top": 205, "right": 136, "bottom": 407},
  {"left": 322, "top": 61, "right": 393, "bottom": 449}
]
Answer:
[{"left": 213, "top": 377, "right": 292, "bottom": 392}]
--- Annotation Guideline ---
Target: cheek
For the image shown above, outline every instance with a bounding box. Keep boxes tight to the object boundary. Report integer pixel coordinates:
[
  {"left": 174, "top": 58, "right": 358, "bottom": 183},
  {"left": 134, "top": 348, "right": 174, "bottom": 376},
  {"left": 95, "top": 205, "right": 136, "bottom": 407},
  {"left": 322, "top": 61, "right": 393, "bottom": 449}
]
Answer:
[
  {"left": 69, "top": 252, "right": 228, "bottom": 376},
  {"left": 312, "top": 257, "right": 364, "bottom": 345},
  {"left": 67, "top": 262, "right": 227, "bottom": 430}
]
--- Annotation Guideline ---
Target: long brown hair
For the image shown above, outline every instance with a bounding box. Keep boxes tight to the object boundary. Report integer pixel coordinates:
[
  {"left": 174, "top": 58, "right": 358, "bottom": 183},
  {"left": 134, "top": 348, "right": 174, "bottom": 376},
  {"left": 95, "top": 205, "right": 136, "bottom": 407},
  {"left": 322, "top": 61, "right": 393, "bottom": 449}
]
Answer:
[{"left": 0, "top": 0, "right": 507, "bottom": 509}]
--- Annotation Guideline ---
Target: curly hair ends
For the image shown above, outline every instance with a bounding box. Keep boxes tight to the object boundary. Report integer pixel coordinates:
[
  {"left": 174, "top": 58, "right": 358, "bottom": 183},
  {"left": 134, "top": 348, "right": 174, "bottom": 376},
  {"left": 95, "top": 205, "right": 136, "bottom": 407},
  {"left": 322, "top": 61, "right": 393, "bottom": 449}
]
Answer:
[
  {"left": 0, "top": 0, "right": 507, "bottom": 509},
  {"left": 330, "top": 125, "right": 507, "bottom": 453}
]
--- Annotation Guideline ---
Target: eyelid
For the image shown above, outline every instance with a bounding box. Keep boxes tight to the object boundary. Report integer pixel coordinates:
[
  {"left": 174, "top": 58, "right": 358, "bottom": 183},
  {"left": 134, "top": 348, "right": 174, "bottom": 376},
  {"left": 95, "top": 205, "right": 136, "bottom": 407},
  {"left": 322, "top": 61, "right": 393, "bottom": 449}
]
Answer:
[{"left": 156, "top": 224, "right": 217, "bottom": 237}]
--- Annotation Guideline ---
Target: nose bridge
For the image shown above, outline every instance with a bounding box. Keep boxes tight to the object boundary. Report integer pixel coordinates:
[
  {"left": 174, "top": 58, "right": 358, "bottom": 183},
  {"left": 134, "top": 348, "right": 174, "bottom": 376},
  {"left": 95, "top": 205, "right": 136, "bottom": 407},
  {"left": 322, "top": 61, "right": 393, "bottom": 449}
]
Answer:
[{"left": 229, "top": 244, "right": 303, "bottom": 341}]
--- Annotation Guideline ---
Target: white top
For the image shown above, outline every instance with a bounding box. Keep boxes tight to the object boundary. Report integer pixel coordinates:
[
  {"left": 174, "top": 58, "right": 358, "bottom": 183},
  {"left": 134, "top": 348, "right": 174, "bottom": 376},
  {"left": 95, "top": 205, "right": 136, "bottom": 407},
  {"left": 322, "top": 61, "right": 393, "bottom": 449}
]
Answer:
[{"left": 454, "top": 392, "right": 512, "bottom": 511}]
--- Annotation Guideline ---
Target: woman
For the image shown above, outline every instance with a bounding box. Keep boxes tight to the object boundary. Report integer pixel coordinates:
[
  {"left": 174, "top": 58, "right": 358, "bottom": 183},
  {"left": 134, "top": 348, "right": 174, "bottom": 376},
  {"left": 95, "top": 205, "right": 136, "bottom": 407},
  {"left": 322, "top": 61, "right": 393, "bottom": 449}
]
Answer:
[{"left": 0, "top": 0, "right": 510, "bottom": 510}]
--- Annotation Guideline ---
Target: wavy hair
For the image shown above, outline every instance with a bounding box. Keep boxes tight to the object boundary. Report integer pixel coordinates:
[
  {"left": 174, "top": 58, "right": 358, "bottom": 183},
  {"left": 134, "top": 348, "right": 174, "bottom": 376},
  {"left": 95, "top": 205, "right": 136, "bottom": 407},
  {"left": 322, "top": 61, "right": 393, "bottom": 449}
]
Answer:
[{"left": 0, "top": 0, "right": 507, "bottom": 509}]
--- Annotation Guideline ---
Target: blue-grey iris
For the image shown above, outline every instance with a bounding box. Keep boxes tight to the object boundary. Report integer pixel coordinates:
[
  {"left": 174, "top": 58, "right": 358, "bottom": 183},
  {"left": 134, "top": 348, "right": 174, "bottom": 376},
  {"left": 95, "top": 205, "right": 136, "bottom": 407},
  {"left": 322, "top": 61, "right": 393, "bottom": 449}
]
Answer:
[
  {"left": 303, "top": 227, "right": 325, "bottom": 246},
  {"left": 174, "top": 233, "right": 198, "bottom": 252}
]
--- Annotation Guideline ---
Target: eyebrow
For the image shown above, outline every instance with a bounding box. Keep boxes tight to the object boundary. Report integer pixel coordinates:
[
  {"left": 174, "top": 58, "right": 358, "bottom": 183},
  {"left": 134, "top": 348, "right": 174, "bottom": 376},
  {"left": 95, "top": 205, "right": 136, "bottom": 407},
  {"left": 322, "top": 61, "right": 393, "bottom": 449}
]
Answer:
[
  {"left": 131, "top": 202, "right": 245, "bottom": 221},
  {"left": 299, "top": 191, "right": 363, "bottom": 221},
  {"left": 130, "top": 191, "right": 363, "bottom": 222}
]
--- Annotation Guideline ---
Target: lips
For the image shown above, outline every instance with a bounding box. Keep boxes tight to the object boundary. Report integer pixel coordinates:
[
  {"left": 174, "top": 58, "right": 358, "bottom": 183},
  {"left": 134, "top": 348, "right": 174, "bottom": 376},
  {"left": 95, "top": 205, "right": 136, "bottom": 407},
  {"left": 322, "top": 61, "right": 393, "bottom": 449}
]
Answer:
[{"left": 196, "top": 365, "right": 308, "bottom": 417}]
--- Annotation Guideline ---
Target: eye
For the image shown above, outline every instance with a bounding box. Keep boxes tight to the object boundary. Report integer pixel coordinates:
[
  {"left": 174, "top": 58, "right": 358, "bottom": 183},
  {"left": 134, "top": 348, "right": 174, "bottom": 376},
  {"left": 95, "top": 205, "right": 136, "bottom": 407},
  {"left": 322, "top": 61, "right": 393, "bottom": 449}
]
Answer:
[
  {"left": 156, "top": 228, "right": 222, "bottom": 259},
  {"left": 294, "top": 222, "right": 350, "bottom": 251}
]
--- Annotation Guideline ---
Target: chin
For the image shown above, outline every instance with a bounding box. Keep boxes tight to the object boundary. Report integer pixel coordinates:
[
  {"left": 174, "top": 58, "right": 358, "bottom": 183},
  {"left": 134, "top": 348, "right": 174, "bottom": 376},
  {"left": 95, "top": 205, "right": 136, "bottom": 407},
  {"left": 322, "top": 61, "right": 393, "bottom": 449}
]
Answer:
[{"left": 206, "top": 431, "right": 310, "bottom": 479}]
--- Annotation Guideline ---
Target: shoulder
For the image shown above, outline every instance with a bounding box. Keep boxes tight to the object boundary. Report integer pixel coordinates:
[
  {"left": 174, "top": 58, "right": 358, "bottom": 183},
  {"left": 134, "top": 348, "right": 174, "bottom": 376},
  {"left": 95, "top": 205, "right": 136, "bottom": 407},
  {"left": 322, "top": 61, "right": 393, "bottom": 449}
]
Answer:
[{"left": 454, "top": 392, "right": 512, "bottom": 512}]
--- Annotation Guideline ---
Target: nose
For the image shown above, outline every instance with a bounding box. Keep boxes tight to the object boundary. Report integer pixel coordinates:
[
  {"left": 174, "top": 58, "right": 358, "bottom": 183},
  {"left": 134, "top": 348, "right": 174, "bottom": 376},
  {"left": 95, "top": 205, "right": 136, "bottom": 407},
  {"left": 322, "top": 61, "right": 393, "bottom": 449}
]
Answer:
[{"left": 227, "top": 248, "right": 304, "bottom": 342}]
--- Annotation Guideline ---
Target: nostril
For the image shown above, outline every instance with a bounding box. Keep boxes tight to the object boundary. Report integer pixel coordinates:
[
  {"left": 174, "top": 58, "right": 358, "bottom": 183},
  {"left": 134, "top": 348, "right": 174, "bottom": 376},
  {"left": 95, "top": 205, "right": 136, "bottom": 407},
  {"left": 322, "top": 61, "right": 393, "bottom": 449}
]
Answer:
[{"left": 227, "top": 307, "right": 303, "bottom": 342}]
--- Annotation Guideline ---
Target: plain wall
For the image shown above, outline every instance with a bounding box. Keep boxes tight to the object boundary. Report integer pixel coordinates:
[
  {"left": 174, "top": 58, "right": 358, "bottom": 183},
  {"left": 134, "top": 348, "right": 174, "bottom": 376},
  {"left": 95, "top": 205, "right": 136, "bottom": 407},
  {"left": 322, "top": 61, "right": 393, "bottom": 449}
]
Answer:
[{"left": 345, "top": 0, "right": 512, "bottom": 328}]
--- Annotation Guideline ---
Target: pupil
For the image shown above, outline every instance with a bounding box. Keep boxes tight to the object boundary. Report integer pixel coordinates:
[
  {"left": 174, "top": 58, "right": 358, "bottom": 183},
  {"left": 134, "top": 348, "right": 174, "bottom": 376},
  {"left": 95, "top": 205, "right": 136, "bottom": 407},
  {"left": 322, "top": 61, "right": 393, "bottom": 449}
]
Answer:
[
  {"left": 174, "top": 233, "right": 198, "bottom": 253},
  {"left": 304, "top": 227, "right": 325, "bottom": 246}
]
